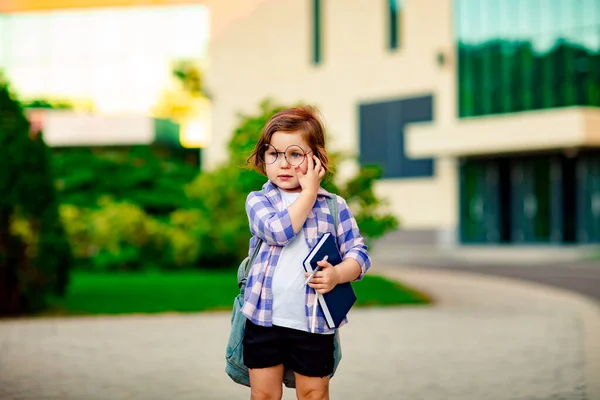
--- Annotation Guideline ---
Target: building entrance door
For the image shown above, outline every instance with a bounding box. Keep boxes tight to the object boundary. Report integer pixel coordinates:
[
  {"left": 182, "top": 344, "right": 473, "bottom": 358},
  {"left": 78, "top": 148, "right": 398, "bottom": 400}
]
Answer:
[
  {"left": 459, "top": 159, "right": 501, "bottom": 243},
  {"left": 510, "top": 158, "right": 557, "bottom": 243},
  {"left": 577, "top": 156, "right": 600, "bottom": 243}
]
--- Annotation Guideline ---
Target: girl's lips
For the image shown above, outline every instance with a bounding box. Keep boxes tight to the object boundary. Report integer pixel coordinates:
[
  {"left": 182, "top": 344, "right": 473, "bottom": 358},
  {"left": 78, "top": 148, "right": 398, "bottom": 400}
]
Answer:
[{"left": 278, "top": 175, "right": 293, "bottom": 180}]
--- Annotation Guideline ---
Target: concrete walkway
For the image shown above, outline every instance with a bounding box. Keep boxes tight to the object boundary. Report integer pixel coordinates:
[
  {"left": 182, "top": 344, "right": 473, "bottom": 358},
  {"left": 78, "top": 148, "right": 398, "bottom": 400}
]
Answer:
[
  {"left": 376, "top": 266, "right": 600, "bottom": 400},
  {"left": 1, "top": 266, "right": 599, "bottom": 400}
]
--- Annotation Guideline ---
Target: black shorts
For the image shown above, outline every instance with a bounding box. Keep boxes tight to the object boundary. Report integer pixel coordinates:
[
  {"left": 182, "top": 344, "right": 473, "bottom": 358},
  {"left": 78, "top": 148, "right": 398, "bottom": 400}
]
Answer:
[{"left": 243, "top": 320, "right": 334, "bottom": 378}]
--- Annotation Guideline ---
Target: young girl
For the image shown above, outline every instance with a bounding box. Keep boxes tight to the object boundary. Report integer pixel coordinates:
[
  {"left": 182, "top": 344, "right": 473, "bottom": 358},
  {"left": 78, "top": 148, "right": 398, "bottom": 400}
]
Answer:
[{"left": 243, "top": 106, "right": 371, "bottom": 400}]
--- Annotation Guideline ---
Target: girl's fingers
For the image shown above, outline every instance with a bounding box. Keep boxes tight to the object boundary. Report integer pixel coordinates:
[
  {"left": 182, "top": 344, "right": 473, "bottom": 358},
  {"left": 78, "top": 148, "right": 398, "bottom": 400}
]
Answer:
[
  {"left": 309, "top": 282, "right": 329, "bottom": 290},
  {"left": 306, "top": 152, "right": 314, "bottom": 170},
  {"left": 313, "top": 155, "right": 322, "bottom": 171},
  {"left": 318, "top": 166, "right": 326, "bottom": 178},
  {"left": 310, "top": 277, "right": 333, "bottom": 286}
]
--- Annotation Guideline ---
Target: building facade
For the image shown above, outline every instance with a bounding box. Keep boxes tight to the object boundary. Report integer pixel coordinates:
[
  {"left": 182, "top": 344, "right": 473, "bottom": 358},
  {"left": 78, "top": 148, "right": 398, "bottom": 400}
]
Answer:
[
  {"left": 0, "top": 0, "right": 214, "bottom": 156},
  {"left": 206, "top": 0, "right": 600, "bottom": 246},
  {"left": 0, "top": 1, "right": 209, "bottom": 115}
]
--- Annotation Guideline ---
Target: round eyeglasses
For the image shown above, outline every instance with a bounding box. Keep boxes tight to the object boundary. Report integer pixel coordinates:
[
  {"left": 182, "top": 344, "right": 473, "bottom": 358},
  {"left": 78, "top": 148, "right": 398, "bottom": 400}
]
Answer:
[{"left": 259, "top": 144, "right": 312, "bottom": 166}]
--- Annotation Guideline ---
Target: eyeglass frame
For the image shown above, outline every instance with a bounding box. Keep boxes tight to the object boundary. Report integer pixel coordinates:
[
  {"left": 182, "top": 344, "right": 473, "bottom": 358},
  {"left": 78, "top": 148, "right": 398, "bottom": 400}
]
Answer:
[{"left": 261, "top": 143, "right": 313, "bottom": 166}]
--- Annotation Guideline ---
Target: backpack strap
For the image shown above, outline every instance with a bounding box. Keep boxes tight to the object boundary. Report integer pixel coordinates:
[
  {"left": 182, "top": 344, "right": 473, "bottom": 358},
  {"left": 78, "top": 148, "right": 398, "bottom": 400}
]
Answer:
[
  {"left": 326, "top": 195, "right": 339, "bottom": 231},
  {"left": 238, "top": 237, "right": 262, "bottom": 289},
  {"left": 239, "top": 187, "right": 268, "bottom": 289},
  {"left": 241, "top": 193, "right": 339, "bottom": 286}
]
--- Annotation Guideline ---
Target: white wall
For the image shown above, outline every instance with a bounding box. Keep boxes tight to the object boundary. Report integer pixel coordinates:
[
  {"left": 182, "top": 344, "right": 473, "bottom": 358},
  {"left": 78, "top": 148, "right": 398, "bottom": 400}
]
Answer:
[
  {"left": 205, "top": 0, "right": 458, "bottom": 231},
  {"left": 35, "top": 110, "right": 155, "bottom": 147},
  {"left": 407, "top": 106, "right": 600, "bottom": 158}
]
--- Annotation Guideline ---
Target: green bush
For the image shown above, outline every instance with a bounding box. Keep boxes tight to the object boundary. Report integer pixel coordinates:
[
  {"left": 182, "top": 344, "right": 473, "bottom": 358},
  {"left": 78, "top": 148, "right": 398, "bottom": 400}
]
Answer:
[
  {"left": 52, "top": 146, "right": 199, "bottom": 215},
  {"left": 0, "top": 77, "right": 73, "bottom": 315},
  {"left": 60, "top": 198, "right": 207, "bottom": 272},
  {"left": 58, "top": 100, "right": 398, "bottom": 272}
]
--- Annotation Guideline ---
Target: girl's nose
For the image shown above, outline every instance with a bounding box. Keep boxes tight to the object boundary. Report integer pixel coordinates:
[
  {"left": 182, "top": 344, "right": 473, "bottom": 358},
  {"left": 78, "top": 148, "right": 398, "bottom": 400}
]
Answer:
[{"left": 280, "top": 157, "right": 291, "bottom": 167}]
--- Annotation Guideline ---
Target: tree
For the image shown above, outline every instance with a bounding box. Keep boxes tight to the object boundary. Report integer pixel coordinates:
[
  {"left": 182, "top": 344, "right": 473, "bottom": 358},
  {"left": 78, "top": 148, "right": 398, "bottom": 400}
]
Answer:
[
  {"left": 0, "top": 76, "right": 73, "bottom": 315},
  {"left": 152, "top": 59, "right": 212, "bottom": 149},
  {"left": 152, "top": 59, "right": 210, "bottom": 124}
]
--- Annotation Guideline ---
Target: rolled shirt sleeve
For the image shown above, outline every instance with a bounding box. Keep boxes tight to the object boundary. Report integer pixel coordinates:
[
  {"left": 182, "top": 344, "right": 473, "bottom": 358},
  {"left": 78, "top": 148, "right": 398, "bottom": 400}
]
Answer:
[
  {"left": 334, "top": 196, "right": 371, "bottom": 281},
  {"left": 246, "top": 191, "right": 296, "bottom": 246}
]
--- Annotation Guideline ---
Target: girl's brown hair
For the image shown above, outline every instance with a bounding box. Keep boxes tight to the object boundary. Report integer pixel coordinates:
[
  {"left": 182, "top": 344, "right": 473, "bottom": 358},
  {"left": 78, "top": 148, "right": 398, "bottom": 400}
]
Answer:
[{"left": 247, "top": 106, "right": 333, "bottom": 176}]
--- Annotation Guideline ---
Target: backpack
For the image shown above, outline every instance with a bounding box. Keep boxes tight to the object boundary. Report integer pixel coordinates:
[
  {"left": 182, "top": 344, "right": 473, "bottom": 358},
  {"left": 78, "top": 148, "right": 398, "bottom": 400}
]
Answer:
[{"left": 225, "top": 194, "right": 343, "bottom": 388}]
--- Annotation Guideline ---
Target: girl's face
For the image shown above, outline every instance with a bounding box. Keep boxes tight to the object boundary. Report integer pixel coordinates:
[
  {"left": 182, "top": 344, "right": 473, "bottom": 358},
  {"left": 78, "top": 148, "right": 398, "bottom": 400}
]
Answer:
[{"left": 265, "top": 131, "right": 312, "bottom": 193}]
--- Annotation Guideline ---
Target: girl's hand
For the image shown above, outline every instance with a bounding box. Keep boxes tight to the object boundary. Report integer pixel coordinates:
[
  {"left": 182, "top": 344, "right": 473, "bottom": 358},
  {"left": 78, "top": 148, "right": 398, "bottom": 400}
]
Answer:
[
  {"left": 295, "top": 154, "right": 325, "bottom": 195},
  {"left": 306, "top": 259, "right": 340, "bottom": 294}
]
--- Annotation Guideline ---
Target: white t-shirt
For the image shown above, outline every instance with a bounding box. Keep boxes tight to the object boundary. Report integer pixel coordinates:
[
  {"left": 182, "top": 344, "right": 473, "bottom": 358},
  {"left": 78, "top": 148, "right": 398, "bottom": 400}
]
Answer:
[{"left": 271, "top": 189, "right": 310, "bottom": 332}]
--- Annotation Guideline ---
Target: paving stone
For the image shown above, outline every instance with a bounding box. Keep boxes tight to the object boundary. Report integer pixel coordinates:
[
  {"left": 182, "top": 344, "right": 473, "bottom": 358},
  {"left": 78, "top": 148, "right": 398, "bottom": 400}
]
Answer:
[{"left": 0, "top": 306, "right": 589, "bottom": 400}]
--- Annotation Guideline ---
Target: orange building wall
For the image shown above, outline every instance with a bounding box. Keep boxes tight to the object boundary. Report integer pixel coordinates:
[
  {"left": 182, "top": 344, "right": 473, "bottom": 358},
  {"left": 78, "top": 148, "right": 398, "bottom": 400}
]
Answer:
[{"left": 0, "top": 0, "right": 205, "bottom": 13}]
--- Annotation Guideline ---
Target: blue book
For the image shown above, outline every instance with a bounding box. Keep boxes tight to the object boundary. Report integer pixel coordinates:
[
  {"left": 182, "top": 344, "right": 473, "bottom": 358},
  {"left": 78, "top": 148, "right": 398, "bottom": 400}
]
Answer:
[{"left": 303, "top": 232, "right": 357, "bottom": 329}]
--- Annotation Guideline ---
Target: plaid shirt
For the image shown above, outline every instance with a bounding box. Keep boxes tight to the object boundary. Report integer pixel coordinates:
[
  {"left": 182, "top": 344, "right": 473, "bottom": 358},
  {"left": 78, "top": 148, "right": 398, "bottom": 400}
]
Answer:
[{"left": 242, "top": 180, "right": 371, "bottom": 334}]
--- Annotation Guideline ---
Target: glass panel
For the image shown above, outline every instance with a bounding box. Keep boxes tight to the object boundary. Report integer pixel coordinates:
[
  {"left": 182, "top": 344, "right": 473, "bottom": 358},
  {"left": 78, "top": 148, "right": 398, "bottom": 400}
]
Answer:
[
  {"left": 456, "top": 0, "right": 464, "bottom": 116},
  {"left": 533, "top": 159, "right": 552, "bottom": 241},
  {"left": 516, "top": 1, "right": 534, "bottom": 110},
  {"left": 582, "top": 0, "right": 600, "bottom": 29},
  {"left": 461, "top": 159, "right": 491, "bottom": 242},
  {"left": 388, "top": 0, "right": 398, "bottom": 50},
  {"left": 576, "top": 156, "right": 600, "bottom": 243},
  {"left": 487, "top": 41, "right": 503, "bottom": 114},
  {"left": 590, "top": 158, "right": 600, "bottom": 243},
  {"left": 460, "top": 161, "right": 482, "bottom": 242},
  {"left": 540, "top": 1, "right": 562, "bottom": 109},
  {"left": 554, "top": 39, "right": 572, "bottom": 107},
  {"left": 458, "top": 42, "right": 467, "bottom": 116},
  {"left": 455, "top": 0, "right": 464, "bottom": 39},
  {"left": 312, "top": 0, "right": 321, "bottom": 64},
  {"left": 591, "top": 38, "right": 600, "bottom": 107},
  {"left": 460, "top": 0, "right": 481, "bottom": 44},
  {"left": 479, "top": 0, "right": 493, "bottom": 115},
  {"left": 542, "top": 0, "right": 563, "bottom": 35},
  {"left": 583, "top": 27, "right": 600, "bottom": 106},
  {"left": 561, "top": 18, "right": 578, "bottom": 106},
  {"left": 564, "top": 0, "right": 582, "bottom": 32},
  {"left": 499, "top": 1, "right": 514, "bottom": 113},
  {"left": 457, "top": 0, "right": 600, "bottom": 117},
  {"left": 468, "top": 0, "right": 485, "bottom": 116},
  {"left": 573, "top": 32, "right": 589, "bottom": 105},
  {"left": 570, "top": 27, "right": 600, "bottom": 106},
  {"left": 460, "top": 159, "right": 500, "bottom": 243},
  {"left": 457, "top": 0, "right": 477, "bottom": 116}
]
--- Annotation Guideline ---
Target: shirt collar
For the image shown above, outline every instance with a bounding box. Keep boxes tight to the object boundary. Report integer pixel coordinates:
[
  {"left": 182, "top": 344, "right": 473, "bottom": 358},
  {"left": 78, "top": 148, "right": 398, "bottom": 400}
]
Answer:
[{"left": 262, "top": 180, "right": 334, "bottom": 205}]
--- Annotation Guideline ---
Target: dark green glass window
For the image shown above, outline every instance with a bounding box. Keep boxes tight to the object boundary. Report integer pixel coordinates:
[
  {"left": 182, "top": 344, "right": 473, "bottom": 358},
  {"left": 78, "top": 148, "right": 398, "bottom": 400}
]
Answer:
[
  {"left": 312, "top": 0, "right": 322, "bottom": 64},
  {"left": 359, "top": 96, "right": 434, "bottom": 179},
  {"left": 456, "top": 0, "right": 600, "bottom": 117},
  {"left": 388, "top": 0, "right": 402, "bottom": 50}
]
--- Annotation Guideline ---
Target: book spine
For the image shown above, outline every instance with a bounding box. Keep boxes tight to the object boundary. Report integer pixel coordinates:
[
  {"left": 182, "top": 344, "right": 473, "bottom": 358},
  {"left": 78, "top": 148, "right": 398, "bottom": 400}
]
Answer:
[{"left": 317, "top": 293, "right": 335, "bottom": 329}]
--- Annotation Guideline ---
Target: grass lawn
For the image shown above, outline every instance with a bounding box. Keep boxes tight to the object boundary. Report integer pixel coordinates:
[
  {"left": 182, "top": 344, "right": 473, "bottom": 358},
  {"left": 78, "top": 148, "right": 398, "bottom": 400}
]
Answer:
[{"left": 42, "top": 271, "right": 431, "bottom": 316}]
